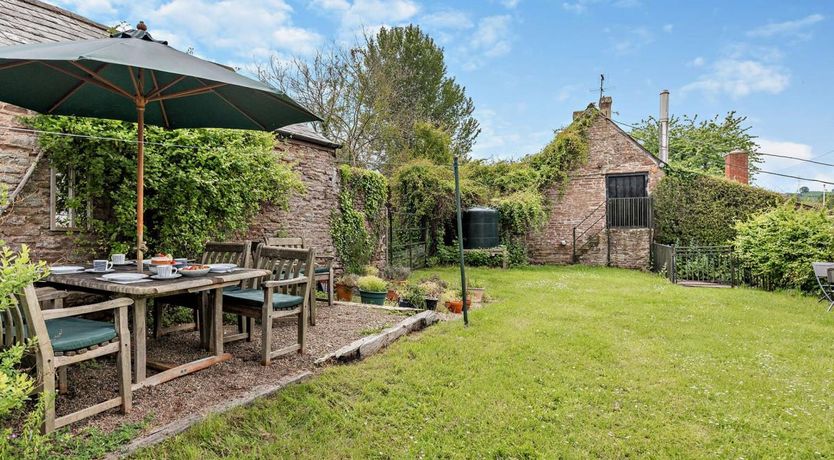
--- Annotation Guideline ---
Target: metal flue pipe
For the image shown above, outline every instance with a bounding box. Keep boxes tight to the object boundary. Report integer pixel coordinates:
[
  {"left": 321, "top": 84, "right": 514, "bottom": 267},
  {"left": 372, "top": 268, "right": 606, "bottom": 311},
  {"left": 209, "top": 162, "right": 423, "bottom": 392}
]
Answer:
[{"left": 659, "top": 90, "right": 669, "bottom": 163}]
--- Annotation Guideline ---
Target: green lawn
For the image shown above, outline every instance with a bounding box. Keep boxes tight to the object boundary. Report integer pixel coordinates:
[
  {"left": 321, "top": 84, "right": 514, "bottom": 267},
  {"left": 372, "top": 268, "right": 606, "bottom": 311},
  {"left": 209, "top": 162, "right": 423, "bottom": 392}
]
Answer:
[{"left": 134, "top": 266, "right": 834, "bottom": 458}]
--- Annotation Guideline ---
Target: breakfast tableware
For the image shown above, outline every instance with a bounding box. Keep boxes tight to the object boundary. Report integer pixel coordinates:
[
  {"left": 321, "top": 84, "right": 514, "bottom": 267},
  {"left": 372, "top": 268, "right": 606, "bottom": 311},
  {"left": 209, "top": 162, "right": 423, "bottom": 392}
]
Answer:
[
  {"left": 93, "top": 259, "right": 114, "bottom": 272},
  {"left": 85, "top": 268, "right": 115, "bottom": 273},
  {"left": 207, "top": 263, "right": 237, "bottom": 273},
  {"left": 111, "top": 253, "right": 127, "bottom": 265},
  {"left": 180, "top": 265, "right": 211, "bottom": 277},
  {"left": 156, "top": 264, "right": 179, "bottom": 278},
  {"left": 50, "top": 265, "right": 85, "bottom": 274},
  {"left": 102, "top": 273, "right": 148, "bottom": 282},
  {"left": 151, "top": 273, "right": 182, "bottom": 280}
]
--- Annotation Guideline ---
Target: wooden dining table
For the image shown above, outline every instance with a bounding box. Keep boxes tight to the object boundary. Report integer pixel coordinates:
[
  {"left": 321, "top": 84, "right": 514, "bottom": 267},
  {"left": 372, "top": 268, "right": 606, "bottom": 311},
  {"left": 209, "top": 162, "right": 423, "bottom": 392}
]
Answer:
[{"left": 44, "top": 265, "right": 270, "bottom": 391}]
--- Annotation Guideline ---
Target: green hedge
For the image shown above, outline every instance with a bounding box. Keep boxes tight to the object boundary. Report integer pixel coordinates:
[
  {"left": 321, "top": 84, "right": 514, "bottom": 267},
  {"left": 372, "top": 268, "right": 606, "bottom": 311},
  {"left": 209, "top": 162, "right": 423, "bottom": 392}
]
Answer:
[
  {"left": 653, "top": 169, "right": 782, "bottom": 245},
  {"left": 734, "top": 206, "right": 834, "bottom": 293}
]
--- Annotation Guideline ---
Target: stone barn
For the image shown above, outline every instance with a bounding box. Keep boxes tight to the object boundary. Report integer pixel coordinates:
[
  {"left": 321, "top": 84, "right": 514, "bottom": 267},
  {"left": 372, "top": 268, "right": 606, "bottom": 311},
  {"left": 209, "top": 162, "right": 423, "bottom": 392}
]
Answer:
[
  {"left": 0, "top": 0, "right": 340, "bottom": 263},
  {"left": 527, "top": 97, "right": 665, "bottom": 269}
]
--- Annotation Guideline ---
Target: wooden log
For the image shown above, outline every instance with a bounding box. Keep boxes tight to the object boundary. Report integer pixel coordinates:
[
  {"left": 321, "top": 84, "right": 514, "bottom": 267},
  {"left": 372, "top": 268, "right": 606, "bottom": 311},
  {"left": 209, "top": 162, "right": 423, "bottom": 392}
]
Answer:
[{"left": 132, "top": 353, "right": 231, "bottom": 391}]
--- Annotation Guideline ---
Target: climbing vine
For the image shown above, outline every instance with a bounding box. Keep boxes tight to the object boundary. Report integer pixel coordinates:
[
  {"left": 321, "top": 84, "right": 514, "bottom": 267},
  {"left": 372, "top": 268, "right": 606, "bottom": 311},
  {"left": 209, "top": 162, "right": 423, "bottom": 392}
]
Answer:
[
  {"left": 26, "top": 115, "right": 304, "bottom": 256},
  {"left": 331, "top": 165, "right": 388, "bottom": 274}
]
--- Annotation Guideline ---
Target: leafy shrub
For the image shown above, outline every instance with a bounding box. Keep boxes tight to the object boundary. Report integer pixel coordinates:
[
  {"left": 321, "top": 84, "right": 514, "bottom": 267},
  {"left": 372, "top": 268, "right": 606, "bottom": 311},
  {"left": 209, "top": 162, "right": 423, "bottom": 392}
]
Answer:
[
  {"left": 492, "top": 190, "right": 547, "bottom": 238},
  {"left": 331, "top": 166, "right": 387, "bottom": 274},
  {"left": 381, "top": 264, "right": 411, "bottom": 281},
  {"left": 654, "top": 168, "right": 782, "bottom": 245},
  {"left": 357, "top": 275, "right": 388, "bottom": 292},
  {"left": 734, "top": 206, "right": 834, "bottom": 292},
  {"left": 28, "top": 115, "right": 305, "bottom": 257}
]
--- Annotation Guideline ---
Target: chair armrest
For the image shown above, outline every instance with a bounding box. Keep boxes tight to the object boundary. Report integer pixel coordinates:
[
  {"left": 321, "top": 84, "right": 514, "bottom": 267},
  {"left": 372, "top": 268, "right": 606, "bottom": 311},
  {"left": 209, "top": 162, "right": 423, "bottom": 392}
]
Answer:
[
  {"left": 262, "top": 277, "right": 309, "bottom": 288},
  {"left": 41, "top": 298, "right": 134, "bottom": 320},
  {"left": 314, "top": 256, "right": 334, "bottom": 269},
  {"left": 36, "top": 287, "right": 71, "bottom": 302}
]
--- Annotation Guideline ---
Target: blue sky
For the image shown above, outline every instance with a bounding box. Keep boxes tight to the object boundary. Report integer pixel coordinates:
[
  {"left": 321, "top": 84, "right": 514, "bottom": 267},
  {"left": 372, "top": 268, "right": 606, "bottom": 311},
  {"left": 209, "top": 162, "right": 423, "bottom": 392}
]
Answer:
[{"left": 51, "top": 0, "right": 833, "bottom": 193}]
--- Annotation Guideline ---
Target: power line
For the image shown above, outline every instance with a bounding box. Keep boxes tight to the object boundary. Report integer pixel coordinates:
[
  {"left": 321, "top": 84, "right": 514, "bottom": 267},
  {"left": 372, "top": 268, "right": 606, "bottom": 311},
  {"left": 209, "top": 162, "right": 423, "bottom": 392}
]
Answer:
[
  {"left": 0, "top": 125, "right": 202, "bottom": 150},
  {"left": 758, "top": 170, "right": 834, "bottom": 186}
]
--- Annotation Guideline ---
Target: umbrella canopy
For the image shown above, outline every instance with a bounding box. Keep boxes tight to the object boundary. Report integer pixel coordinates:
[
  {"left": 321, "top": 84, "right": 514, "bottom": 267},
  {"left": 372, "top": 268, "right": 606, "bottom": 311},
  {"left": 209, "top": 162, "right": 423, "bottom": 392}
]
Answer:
[{"left": 0, "top": 25, "right": 321, "bottom": 268}]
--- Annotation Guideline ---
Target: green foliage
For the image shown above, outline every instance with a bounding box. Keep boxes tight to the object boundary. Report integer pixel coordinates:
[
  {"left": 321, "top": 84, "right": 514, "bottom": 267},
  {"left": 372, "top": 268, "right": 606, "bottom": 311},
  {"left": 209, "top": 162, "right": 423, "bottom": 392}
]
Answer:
[
  {"left": 630, "top": 111, "right": 761, "bottom": 175},
  {"left": 408, "top": 121, "right": 453, "bottom": 165},
  {"left": 436, "top": 242, "right": 507, "bottom": 268},
  {"left": 381, "top": 264, "right": 411, "bottom": 281},
  {"left": 526, "top": 108, "right": 595, "bottom": 192},
  {"left": 492, "top": 190, "right": 547, "bottom": 238},
  {"left": 357, "top": 275, "right": 387, "bottom": 292},
  {"left": 27, "top": 115, "right": 303, "bottom": 257},
  {"left": 653, "top": 168, "right": 782, "bottom": 245},
  {"left": 363, "top": 25, "right": 479, "bottom": 169},
  {"left": 331, "top": 166, "right": 388, "bottom": 274},
  {"left": 734, "top": 206, "right": 834, "bottom": 292}
]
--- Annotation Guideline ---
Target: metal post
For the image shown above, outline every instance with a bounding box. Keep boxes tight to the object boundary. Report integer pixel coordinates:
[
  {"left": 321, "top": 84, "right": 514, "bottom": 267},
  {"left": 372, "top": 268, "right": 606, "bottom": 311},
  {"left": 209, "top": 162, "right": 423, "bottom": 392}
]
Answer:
[{"left": 453, "top": 156, "right": 469, "bottom": 326}]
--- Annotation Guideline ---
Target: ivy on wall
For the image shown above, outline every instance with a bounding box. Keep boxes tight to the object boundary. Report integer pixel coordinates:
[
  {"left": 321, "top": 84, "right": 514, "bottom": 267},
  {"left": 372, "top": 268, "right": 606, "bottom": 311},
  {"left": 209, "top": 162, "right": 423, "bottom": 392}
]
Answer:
[
  {"left": 653, "top": 167, "right": 782, "bottom": 245},
  {"left": 331, "top": 165, "right": 387, "bottom": 274},
  {"left": 27, "top": 115, "right": 304, "bottom": 257}
]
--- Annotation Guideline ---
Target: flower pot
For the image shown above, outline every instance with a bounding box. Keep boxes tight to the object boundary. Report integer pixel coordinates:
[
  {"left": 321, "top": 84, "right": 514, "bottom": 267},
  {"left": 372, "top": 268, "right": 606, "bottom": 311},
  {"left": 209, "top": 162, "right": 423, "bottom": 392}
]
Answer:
[
  {"left": 424, "top": 298, "right": 438, "bottom": 311},
  {"left": 335, "top": 284, "right": 353, "bottom": 301},
  {"left": 447, "top": 300, "right": 463, "bottom": 314},
  {"left": 359, "top": 290, "right": 387, "bottom": 305},
  {"left": 468, "top": 287, "right": 485, "bottom": 303},
  {"left": 386, "top": 288, "right": 399, "bottom": 302},
  {"left": 398, "top": 299, "right": 415, "bottom": 309}
]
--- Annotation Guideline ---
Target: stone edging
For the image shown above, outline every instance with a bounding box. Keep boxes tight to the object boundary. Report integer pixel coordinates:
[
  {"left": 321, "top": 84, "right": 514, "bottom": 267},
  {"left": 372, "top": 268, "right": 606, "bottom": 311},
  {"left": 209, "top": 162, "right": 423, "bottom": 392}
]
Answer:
[
  {"left": 314, "top": 310, "right": 439, "bottom": 366},
  {"left": 110, "top": 371, "right": 312, "bottom": 459}
]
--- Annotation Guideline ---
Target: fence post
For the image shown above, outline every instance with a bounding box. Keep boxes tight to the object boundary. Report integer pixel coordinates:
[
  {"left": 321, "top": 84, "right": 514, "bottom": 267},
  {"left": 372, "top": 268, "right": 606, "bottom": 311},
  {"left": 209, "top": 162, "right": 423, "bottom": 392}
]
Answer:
[
  {"left": 572, "top": 227, "right": 576, "bottom": 263},
  {"left": 670, "top": 245, "right": 676, "bottom": 283},
  {"left": 730, "top": 249, "right": 736, "bottom": 288}
]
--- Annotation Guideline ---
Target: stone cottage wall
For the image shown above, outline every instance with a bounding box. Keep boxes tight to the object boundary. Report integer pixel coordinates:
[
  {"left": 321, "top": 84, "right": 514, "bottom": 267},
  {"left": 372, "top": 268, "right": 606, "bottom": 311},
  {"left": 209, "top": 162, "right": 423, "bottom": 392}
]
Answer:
[
  {"left": 526, "top": 114, "right": 664, "bottom": 268},
  {"left": 0, "top": 119, "right": 341, "bottom": 263}
]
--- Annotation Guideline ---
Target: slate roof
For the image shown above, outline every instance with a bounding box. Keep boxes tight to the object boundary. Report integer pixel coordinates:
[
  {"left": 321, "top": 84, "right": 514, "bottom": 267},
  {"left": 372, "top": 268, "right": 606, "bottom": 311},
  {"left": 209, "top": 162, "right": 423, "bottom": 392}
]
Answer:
[
  {"left": 277, "top": 123, "right": 340, "bottom": 149},
  {"left": 0, "top": 0, "right": 107, "bottom": 45}
]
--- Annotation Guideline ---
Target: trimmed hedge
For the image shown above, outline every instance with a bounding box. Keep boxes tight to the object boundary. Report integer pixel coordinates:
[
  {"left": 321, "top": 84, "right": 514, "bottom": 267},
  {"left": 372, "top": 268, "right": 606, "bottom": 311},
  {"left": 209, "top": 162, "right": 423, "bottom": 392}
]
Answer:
[{"left": 653, "top": 169, "right": 782, "bottom": 245}]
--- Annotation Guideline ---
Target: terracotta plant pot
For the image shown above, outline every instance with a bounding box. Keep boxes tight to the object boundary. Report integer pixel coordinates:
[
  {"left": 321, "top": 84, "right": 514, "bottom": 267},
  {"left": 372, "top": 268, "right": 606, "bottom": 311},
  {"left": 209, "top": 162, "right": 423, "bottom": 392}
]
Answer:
[
  {"left": 447, "top": 300, "right": 463, "bottom": 314},
  {"left": 335, "top": 284, "right": 353, "bottom": 301},
  {"left": 468, "top": 287, "right": 485, "bottom": 303},
  {"left": 386, "top": 288, "right": 399, "bottom": 302}
]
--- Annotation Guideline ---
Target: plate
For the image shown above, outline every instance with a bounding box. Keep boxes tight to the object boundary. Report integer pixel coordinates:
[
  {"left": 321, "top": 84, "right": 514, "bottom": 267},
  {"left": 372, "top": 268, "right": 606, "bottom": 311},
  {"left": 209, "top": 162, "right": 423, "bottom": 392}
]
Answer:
[
  {"left": 208, "top": 263, "right": 237, "bottom": 273},
  {"left": 151, "top": 274, "right": 182, "bottom": 280},
  {"left": 101, "top": 273, "right": 148, "bottom": 282},
  {"left": 84, "top": 268, "right": 115, "bottom": 274},
  {"left": 181, "top": 267, "right": 211, "bottom": 277},
  {"left": 50, "top": 265, "right": 85, "bottom": 274}
]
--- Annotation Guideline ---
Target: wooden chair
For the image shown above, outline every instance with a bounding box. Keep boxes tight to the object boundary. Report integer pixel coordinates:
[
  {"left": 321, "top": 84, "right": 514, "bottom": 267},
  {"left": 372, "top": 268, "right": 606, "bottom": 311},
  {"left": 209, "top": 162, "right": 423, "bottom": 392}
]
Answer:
[
  {"left": 5, "top": 284, "right": 132, "bottom": 433},
  {"left": 153, "top": 241, "right": 252, "bottom": 343},
  {"left": 223, "top": 246, "right": 312, "bottom": 365},
  {"left": 264, "top": 237, "right": 334, "bottom": 325}
]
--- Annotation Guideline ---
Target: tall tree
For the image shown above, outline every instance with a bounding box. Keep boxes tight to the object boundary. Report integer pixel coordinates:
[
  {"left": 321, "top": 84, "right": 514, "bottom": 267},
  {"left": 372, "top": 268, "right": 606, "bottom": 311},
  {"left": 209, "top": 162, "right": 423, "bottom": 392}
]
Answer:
[
  {"left": 360, "top": 25, "right": 479, "bottom": 170},
  {"left": 630, "top": 112, "right": 760, "bottom": 176},
  {"left": 256, "top": 26, "right": 479, "bottom": 171}
]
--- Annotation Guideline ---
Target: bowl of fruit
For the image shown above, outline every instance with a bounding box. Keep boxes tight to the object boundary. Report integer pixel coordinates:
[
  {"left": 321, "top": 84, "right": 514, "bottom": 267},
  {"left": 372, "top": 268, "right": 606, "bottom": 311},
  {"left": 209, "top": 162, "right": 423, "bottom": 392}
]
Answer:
[{"left": 180, "top": 264, "right": 211, "bottom": 277}]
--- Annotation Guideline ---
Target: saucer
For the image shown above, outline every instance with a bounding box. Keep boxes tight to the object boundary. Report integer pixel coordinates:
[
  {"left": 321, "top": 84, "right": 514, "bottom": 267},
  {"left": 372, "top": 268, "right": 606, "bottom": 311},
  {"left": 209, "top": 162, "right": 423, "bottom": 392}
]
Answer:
[
  {"left": 85, "top": 268, "right": 115, "bottom": 274},
  {"left": 150, "top": 274, "right": 182, "bottom": 280}
]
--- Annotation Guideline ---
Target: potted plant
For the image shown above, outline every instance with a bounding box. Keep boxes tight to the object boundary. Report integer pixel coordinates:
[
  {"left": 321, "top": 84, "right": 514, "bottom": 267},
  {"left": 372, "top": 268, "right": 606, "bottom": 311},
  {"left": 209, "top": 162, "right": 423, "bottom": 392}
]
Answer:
[
  {"left": 399, "top": 283, "right": 426, "bottom": 309},
  {"left": 364, "top": 265, "right": 380, "bottom": 277},
  {"left": 467, "top": 278, "right": 486, "bottom": 303},
  {"left": 381, "top": 264, "right": 411, "bottom": 284},
  {"left": 419, "top": 280, "right": 443, "bottom": 311},
  {"left": 334, "top": 273, "right": 359, "bottom": 301},
  {"left": 386, "top": 281, "right": 399, "bottom": 302},
  {"left": 357, "top": 275, "right": 388, "bottom": 305},
  {"left": 444, "top": 289, "right": 471, "bottom": 314}
]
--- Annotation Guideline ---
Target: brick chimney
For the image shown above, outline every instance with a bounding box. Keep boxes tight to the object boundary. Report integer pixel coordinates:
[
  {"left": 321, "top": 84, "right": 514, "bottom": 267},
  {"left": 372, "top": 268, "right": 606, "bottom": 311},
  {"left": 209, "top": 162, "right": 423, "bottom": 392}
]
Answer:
[
  {"left": 725, "top": 149, "right": 749, "bottom": 184},
  {"left": 599, "top": 96, "right": 612, "bottom": 118}
]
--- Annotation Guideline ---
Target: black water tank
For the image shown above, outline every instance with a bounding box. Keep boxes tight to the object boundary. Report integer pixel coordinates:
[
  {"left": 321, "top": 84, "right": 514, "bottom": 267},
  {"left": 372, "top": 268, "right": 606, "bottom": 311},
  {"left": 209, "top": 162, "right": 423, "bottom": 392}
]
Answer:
[{"left": 462, "top": 207, "right": 500, "bottom": 249}]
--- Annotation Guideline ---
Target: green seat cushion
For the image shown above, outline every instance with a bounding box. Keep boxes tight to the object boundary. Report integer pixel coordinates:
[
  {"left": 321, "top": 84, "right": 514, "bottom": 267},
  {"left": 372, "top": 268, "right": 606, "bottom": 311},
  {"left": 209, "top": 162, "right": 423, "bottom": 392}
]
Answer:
[
  {"left": 314, "top": 267, "right": 330, "bottom": 274},
  {"left": 223, "top": 288, "right": 304, "bottom": 310},
  {"left": 45, "top": 317, "right": 117, "bottom": 352}
]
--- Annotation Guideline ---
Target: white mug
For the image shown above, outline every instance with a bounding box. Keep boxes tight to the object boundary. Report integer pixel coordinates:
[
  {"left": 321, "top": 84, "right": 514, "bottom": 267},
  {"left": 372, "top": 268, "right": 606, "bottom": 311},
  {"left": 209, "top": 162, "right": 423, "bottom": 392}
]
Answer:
[
  {"left": 93, "top": 260, "right": 113, "bottom": 272},
  {"left": 156, "top": 265, "right": 178, "bottom": 278},
  {"left": 112, "top": 253, "right": 126, "bottom": 265}
]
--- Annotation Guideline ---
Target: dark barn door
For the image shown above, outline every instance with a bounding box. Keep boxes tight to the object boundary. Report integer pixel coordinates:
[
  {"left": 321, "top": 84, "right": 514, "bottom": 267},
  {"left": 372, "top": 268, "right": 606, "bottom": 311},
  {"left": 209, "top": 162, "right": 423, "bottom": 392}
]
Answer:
[{"left": 606, "top": 174, "right": 649, "bottom": 227}]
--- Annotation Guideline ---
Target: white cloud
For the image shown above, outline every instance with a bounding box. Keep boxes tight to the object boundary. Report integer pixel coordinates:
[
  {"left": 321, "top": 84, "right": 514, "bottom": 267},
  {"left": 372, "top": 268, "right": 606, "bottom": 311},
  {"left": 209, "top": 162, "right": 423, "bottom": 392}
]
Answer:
[
  {"left": 562, "top": 0, "right": 638, "bottom": 13},
  {"left": 747, "top": 14, "right": 824, "bottom": 39},
  {"left": 501, "top": 0, "right": 520, "bottom": 8},
  {"left": 662, "top": 23, "right": 673, "bottom": 33},
  {"left": 470, "top": 108, "right": 553, "bottom": 160},
  {"left": 126, "top": 0, "right": 323, "bottom": 61},
  {"left": 556, "top": 84, "right": 580, "bottom": 102},
  {"left": 682, "top": 59, "right": 789, "bottom": 98},
  {"left": 688, "top": 56, "right": 705, "bottom": 67},
  {"left": 612, "top": 26, "right": 653, "bottom": 55},
  {"left": 421, "top": 10, "right": 473, "bottom": 30},
  {"left": 462, "top": 15, "right": 513, "bottom": 70},
  {"left": 52, "top": 0, "right": 126, "bottom": 19},
  {"left": 312, "top": 0, "right": 420, "bottom": 41},
  {"left": 754, "top": 138, "right": 819, "bottom": 191}
]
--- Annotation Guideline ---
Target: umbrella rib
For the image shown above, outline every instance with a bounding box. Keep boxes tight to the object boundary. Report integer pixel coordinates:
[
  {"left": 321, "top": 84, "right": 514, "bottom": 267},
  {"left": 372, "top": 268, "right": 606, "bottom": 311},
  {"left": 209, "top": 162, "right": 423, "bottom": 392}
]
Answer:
[
  {"left": 69, "top": 61, "right": 134, "bottom": 99},
  {"left": 145, "top": 75, "right": 186, "bottom": 100},
  {"left": 47, "top": 63, "right": 109, "bottom": 114},
  {"left": 127, "top": 66, "right": 142, "bottom": 99},
  {"left": 207, "top": 87, "right": 266, "bottom": 130},
  {"left": 148, "top": 83, "right": 226, "bottom": 102},
  {"left": 150, "top": 71, "right": 170, "bottom": 129},
  {"left": 40, "top": 62, "right": 132, "bottom": 100},
  {"left": 0, "top": 60, "right": 32, "bottom": 70}
]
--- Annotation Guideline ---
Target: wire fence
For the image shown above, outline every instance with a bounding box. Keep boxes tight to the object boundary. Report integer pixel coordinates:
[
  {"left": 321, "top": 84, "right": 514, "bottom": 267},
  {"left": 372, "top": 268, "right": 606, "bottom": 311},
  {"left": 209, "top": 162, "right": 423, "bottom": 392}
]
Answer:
[
  {"left": 651, "top": 243, "right": 776, "bottom": 290},
  {"left": 387, "top": 209, "right": 429, "bottom": 270}
]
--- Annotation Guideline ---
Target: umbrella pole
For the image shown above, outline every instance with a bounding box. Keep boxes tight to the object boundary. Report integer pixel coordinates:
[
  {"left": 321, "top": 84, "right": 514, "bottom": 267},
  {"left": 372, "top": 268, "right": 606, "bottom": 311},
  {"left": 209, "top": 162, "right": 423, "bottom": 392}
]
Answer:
[{"left": 136, "top": 102, "right": 145, "bottom": 273}]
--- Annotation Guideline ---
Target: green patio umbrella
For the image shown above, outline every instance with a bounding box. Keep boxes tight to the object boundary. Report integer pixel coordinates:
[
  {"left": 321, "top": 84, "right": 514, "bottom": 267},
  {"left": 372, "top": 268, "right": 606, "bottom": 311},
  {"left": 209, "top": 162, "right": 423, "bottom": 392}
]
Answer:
[{"left": 0, "top": 23, "right": 321, "bottom": 270}]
